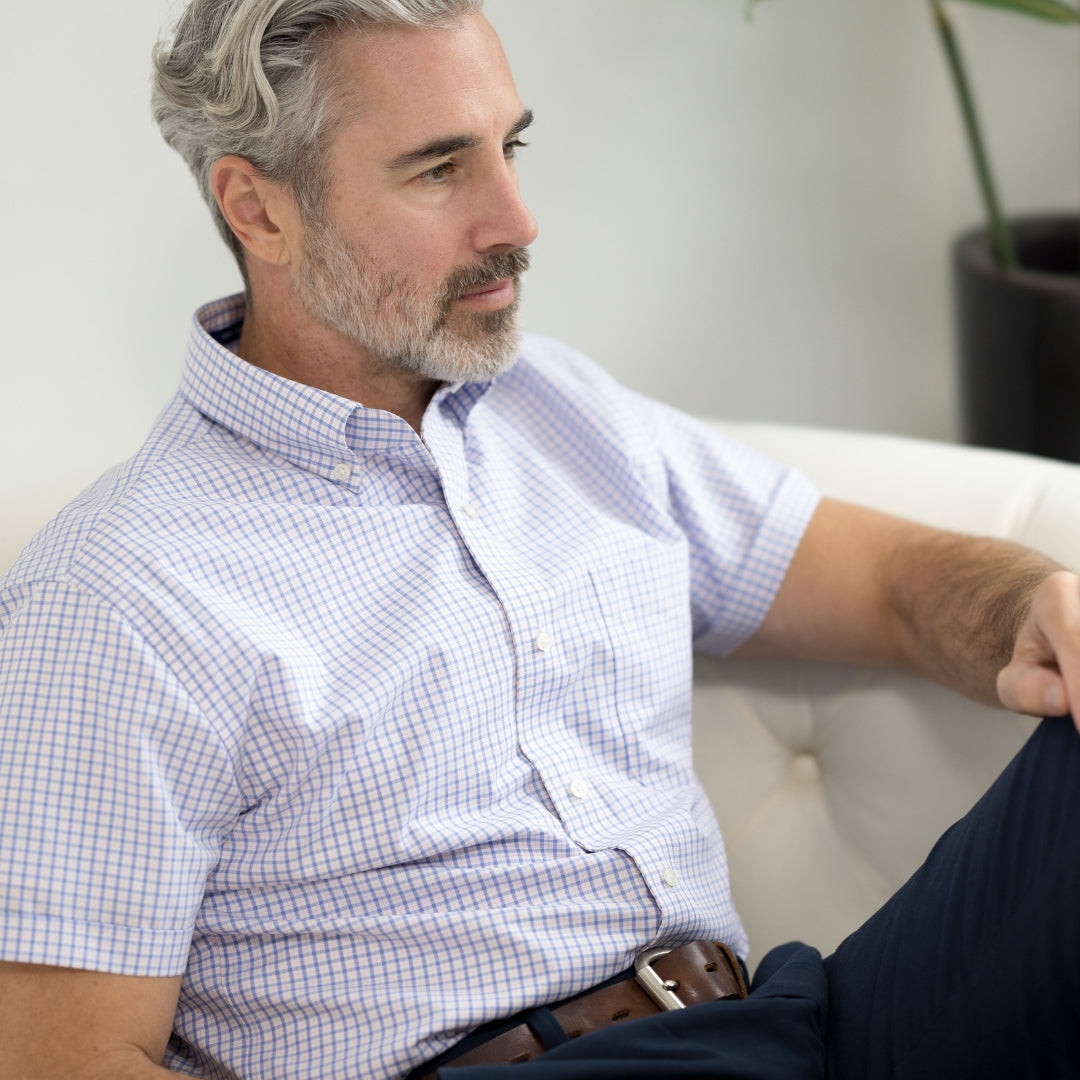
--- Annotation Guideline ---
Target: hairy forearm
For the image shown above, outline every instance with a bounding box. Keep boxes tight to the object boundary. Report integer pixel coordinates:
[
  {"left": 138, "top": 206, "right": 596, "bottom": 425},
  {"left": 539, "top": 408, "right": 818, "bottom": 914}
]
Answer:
[
  {"left": 885, "top": 529, "right": 1062, "bottom": 705},
  {"left": 746, "top": 499, "right": 1078, "bottom": 719}
]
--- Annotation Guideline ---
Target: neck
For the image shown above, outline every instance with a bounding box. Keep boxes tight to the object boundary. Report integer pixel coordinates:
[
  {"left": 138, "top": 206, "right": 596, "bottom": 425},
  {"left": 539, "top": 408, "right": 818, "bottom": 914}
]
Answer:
[{"left": 236, "top": 283, "right": 439, "bottom": 435}]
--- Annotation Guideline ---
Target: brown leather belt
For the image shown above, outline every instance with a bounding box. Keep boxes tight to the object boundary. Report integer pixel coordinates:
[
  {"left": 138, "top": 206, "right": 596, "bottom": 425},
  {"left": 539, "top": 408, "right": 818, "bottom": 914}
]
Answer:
[{"left": 417, "top": 940, "right": 748, "bottom": 1077}]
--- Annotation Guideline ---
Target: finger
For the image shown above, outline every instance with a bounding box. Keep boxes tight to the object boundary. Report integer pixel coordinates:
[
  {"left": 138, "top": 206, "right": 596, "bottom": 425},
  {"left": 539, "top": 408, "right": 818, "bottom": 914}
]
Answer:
[
  {"left": 1029, "top": 572, "right": 1080, "bottom": 720},
  {"left": 997, "top": 660, "right": 1069, "bottom": 718}
]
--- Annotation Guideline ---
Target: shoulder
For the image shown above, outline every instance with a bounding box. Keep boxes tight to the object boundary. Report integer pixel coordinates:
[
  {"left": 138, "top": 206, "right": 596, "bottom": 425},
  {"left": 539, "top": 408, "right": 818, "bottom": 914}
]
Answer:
[
  {"left": 490, "top": 332, "right": 664, "bottom": 438},
  {"left": 495, "top": 333, "right": 767, "bottom": 469},
  {"left": 0, "top": 396, "right": 222, "bottom": 606},
  {"left": 513, "top": 332, "right": 628, "bottom": 395}
]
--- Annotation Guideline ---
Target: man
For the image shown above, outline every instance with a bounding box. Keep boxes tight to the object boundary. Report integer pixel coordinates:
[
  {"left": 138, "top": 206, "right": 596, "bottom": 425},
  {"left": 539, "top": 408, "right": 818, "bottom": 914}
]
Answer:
[{"left": 1, "top": 1, "right": 1078, "bottom": 1077}]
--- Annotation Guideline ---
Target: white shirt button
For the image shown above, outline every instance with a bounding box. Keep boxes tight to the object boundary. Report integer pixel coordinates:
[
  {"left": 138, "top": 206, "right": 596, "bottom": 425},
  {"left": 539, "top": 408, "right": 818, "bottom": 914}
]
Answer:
[
  {"left": 461, "top": 502, "right": 478, "bottom": 520},
  {"left": 662, "top": 867, "right": 679, "bottom": 888},
  {"left": 331, "top": 462, "right": 352, "bottom": 482},
  {"left": 534, "top": 631, "right": 554, "bottom": 652},
  {"left": 568, "top": 778, "right": 588, "bottom": 800}
]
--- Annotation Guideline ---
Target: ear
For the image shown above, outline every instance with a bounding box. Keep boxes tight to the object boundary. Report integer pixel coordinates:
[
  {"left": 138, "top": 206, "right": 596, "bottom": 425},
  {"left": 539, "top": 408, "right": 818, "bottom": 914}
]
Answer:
[{"left": 210, "top": 155, "right": 299, "bottom": 268}]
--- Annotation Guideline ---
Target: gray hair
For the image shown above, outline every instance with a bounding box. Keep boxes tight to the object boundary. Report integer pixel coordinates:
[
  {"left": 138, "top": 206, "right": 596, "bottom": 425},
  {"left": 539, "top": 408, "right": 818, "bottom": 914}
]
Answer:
[{"left": 152, "top": 0, "right": 482, "bottom": 282}]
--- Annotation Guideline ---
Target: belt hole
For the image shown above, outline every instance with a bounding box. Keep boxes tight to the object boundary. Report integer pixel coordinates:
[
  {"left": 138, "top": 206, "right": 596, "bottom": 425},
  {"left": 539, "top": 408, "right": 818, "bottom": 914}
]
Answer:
[
  {"left": 510, "top": 1053, "right": 532, "bottom": 1063},
  {"left": 704, "top": 962, "right": 718, "bottom": 972},
  {"left": 611, "top": 1009, "right": 631, "bottom": 1022}
]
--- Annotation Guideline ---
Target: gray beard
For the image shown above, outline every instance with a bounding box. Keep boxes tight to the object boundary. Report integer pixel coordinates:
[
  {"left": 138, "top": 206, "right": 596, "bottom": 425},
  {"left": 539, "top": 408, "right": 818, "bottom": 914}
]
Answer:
[{"left": 294, "top": 222, "right": 530, "bottom": 384}]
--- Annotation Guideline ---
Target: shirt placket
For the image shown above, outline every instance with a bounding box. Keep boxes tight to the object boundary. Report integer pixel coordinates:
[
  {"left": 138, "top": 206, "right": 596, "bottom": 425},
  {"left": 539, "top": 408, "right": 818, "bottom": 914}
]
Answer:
[
  {"left": 422, "top": 399, "right": 661, "bottom": 880},
  {"left": 422, "top": 400, "right": 595, "bottom": 840}
]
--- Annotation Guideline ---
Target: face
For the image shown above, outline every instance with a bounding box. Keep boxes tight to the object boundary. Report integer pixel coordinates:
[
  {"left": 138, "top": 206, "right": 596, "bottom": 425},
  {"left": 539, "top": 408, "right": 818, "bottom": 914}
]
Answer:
[{"left": 293, "top": 12, "right": 538, "bottom": 384}]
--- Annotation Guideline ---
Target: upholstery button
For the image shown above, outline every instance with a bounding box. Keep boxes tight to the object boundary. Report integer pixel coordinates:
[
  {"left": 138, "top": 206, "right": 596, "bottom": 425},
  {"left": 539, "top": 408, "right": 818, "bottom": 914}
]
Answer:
[{"left": 790, "top": 754, "right": 821, "bottom": 785}]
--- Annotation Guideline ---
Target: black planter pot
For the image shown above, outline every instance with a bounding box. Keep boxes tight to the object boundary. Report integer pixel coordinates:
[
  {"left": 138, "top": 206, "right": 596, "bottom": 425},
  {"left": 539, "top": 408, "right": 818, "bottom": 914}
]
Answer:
[{"left": 954, "top": 214, "right": 1080, "bottom": 462}]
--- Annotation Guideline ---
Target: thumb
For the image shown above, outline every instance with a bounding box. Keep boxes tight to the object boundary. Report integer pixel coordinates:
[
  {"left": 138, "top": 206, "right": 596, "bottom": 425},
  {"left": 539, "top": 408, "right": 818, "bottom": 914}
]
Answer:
[{"left": 997, "top": 658, "right": 1068, "bottom": 717}]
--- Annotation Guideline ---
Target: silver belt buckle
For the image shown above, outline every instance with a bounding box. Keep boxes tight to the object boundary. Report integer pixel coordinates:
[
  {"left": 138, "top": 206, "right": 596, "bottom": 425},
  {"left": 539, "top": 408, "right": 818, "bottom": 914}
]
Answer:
[{"left": 633, "top": 946, "right": 687, "bottom": 1011}]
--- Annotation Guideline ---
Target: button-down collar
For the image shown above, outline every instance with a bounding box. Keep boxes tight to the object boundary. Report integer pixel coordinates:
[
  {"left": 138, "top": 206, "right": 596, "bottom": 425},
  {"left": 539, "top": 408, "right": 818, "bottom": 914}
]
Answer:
[{"left": 180, "top": 294, "right": 494, "bottom": 483}]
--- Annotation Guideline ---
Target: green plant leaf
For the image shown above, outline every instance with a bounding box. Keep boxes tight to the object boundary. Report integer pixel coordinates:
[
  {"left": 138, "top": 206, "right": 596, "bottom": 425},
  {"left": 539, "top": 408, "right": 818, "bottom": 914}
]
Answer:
[{"left": 948, "top": 0, "right": 1079, "bottom": 22}]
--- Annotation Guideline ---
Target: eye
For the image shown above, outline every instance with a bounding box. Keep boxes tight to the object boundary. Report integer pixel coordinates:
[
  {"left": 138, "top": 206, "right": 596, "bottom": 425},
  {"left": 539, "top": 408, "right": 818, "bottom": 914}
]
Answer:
[
  {"left": 504, "top": 138, "right": 528, "bottom": 160},
  {"left": 419, "top": 160, "right": 455, "bottom": 183}
]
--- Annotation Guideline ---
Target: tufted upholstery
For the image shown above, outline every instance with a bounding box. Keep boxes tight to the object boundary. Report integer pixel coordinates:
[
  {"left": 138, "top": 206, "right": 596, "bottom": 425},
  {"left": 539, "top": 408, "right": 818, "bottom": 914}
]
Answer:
[{"left": 4, "top": 424, "right": 1080, "bottom": 969}]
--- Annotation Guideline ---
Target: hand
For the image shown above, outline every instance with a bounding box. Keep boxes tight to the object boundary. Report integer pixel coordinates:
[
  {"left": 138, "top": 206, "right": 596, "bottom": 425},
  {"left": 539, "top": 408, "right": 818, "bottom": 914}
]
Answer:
[{"left": 997, "top": 570, "right": 1080, "bottom": 730}]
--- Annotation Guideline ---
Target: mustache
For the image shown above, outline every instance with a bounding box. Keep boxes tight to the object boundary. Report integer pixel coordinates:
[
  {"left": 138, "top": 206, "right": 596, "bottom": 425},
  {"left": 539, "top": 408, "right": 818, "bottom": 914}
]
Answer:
[{"left": 442, "top": 248, "right": 532, "bottom": 300}]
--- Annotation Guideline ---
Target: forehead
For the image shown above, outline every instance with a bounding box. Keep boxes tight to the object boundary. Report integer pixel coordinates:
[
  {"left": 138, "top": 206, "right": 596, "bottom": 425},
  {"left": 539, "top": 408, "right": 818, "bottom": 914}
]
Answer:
[{"left": 327, "top": 12, "right": 523, "bottom": 154}]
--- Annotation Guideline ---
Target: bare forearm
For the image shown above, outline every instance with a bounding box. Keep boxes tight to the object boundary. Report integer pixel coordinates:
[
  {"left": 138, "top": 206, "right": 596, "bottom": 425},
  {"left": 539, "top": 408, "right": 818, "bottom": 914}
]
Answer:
[
  {"left": 6, "top": 1045, "right": 177, "bottom": 1080},
  {"left": 0, "top": 963, "right": 181, "bottom": 1080},
  {"left": 885, "top": 529, "right": 1062, "bottom": 705},
  {"left": 746, "top": 499, "right": 1067, "bottom": 709},
  {"left": 82, "top": 1051, "right": 178, "bottom": 1080}
]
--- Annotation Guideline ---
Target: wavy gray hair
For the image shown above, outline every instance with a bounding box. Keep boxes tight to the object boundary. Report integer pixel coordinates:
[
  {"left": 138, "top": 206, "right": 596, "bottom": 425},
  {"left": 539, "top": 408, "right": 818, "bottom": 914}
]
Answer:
[{"left": 152, "top": 0, "right": 482, "bottom": 282}]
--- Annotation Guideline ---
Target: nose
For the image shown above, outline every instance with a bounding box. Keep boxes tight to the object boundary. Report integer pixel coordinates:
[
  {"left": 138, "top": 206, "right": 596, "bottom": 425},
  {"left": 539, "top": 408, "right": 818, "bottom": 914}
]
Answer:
[{"left": 471, "top": 163, "right": 539, "bottom": 255}]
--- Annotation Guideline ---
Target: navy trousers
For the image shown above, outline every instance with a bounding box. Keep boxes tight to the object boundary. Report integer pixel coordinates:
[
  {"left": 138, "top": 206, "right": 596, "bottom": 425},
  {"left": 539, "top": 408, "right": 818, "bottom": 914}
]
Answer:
[{"left": 441, "top": 717, "right": 1080, "bottom": 1079}]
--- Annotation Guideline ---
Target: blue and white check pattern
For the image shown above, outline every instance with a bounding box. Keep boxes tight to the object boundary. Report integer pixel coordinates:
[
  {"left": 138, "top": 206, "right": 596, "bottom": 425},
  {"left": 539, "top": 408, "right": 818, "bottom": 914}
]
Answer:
[{"left": 0, "top": 295, "right": 819, "bottom": 1079}]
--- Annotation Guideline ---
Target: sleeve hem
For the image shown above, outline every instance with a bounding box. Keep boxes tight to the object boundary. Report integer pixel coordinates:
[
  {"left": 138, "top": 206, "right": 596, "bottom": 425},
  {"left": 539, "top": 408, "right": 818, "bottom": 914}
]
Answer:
[
  {"left": 694, "top": 468, "right": 821, "bottom": 656},
  {"left": 0, "top": 909, "right": 193, "bottom": 977}
]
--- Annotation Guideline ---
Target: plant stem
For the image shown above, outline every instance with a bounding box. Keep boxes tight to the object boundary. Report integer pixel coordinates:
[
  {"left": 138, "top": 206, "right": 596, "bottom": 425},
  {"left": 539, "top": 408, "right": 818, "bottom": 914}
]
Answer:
[{"left": 931, "top": 0, "right": 1018, "bottom": 268}]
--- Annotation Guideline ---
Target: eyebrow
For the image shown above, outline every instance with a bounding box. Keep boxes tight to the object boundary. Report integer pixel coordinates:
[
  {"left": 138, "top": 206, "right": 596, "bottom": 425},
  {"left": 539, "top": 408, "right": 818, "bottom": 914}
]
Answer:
[{"left": 386, "top": 108, "right": 534, "bottom": 170}]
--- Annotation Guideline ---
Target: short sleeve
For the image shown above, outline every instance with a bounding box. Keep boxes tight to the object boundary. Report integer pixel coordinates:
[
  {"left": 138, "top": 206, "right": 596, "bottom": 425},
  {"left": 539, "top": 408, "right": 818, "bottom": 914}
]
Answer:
[
  {"left": 0, "top": 581, "right": 242, "bottom": 975},
  {"left": 652, "top": 406, "right": 820, "bottom": 655}
]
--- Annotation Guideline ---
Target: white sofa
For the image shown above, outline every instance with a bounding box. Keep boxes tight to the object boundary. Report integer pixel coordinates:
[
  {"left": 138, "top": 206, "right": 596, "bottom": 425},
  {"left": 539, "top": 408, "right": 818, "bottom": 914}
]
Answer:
[
  {"left": 4, "top": 424, "right": 1080, "bottom": 970},
  {"left": 699, "top": 421, "right": 1080, "bottom": 967}
]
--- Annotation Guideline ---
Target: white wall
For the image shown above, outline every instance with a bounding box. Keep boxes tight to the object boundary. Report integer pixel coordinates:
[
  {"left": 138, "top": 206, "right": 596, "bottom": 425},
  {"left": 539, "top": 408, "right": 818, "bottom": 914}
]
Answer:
[{"left": 1, "top": 0, "right": 1077, "bottom": 501}]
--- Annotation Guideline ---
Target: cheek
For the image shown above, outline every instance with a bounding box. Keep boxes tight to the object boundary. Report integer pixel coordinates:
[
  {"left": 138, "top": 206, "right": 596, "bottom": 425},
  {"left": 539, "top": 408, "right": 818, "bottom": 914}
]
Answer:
[
  {"left": 384, "top": 228, "right": 462, "bottom": 287},
  {"left": 327, "top": 188, "right": 466, "bottom": 285}
]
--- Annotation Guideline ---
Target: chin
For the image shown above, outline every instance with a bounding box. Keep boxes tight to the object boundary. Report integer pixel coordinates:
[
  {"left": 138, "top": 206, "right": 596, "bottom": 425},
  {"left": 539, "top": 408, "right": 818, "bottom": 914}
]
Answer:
[{"left": 393, "top": 322, "right": 523, "bottom": 385}]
